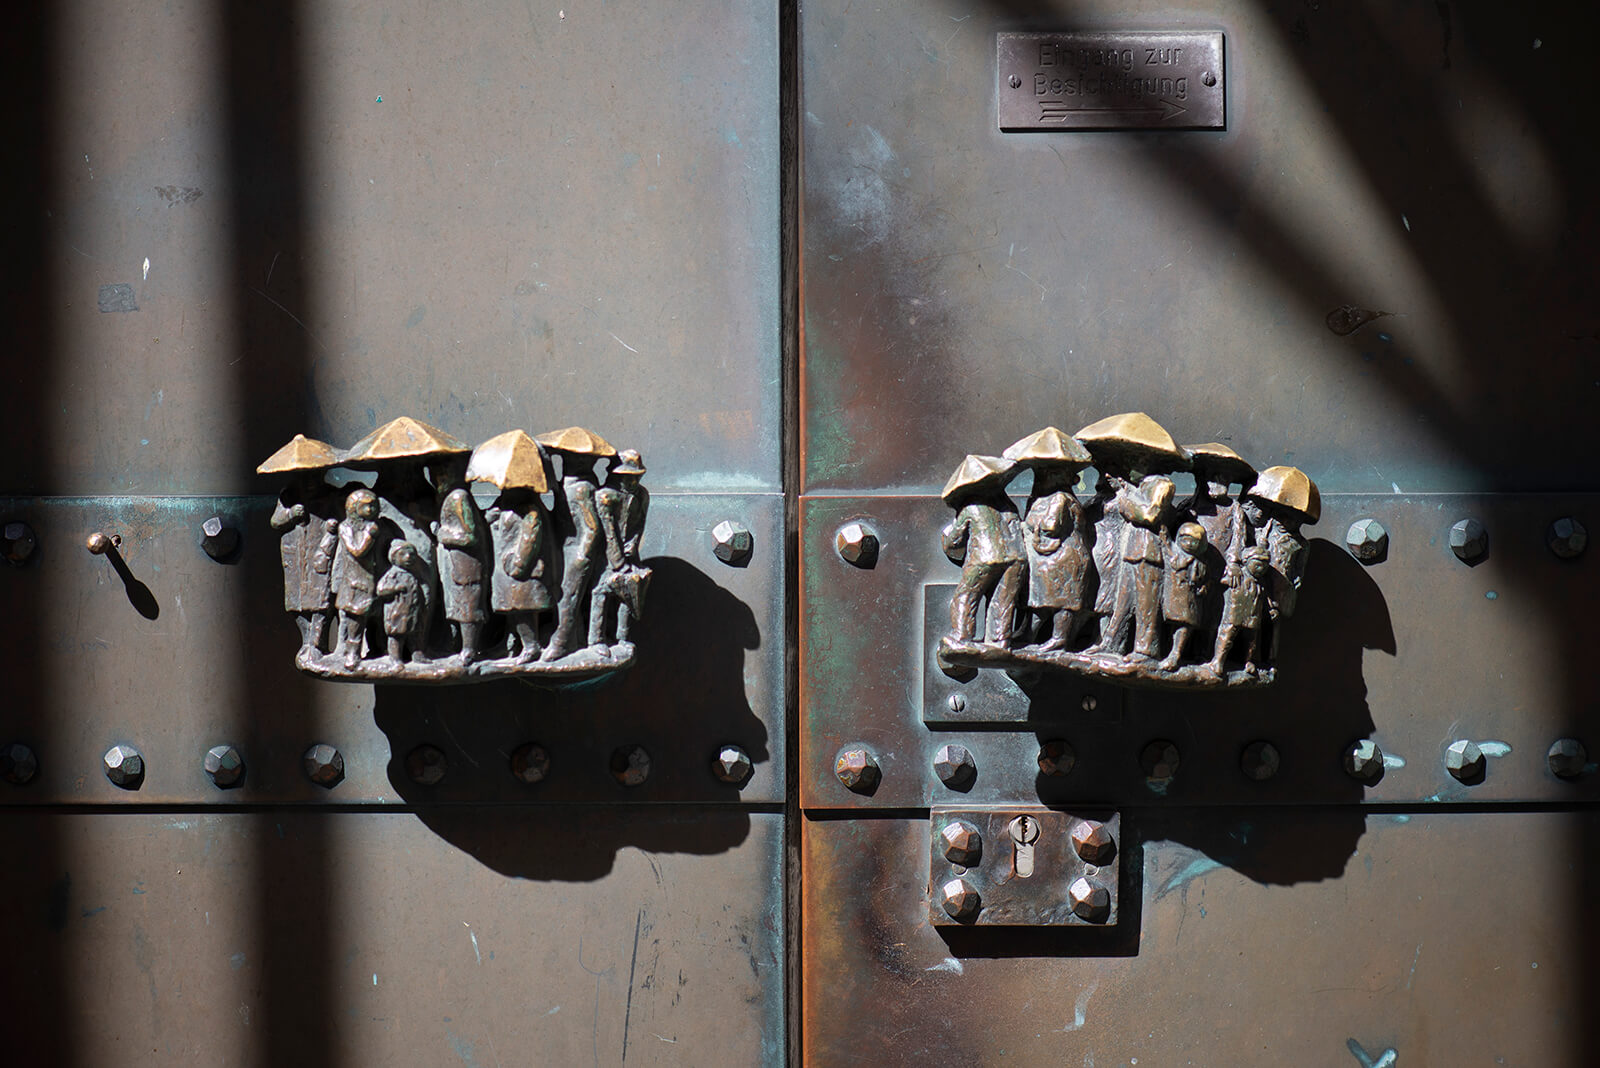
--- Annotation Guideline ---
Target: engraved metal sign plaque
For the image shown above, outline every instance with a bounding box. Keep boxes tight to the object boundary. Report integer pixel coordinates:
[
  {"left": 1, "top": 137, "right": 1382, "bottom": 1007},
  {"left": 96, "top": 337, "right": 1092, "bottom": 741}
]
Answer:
[{"left": 998, "top": 31, "right": 1225, "bottom": 131}]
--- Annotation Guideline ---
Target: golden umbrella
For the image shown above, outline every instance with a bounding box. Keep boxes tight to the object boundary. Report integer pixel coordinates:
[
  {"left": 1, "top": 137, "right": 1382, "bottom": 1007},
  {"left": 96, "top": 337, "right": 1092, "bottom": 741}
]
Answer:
[
  {"left": 940, "top": 454, "right": 1017, "bottom": 504},
  {"left": 1001, "top": 427, "right": 1093, "bottom": 468},
  {"left": 1182, "top": 442, "right": 1257, "bottom": 486},
  {"left": 1074, "top": 412, "right": 1187, "bottom": 472},
  {"left": 1248, "top": 466, "right": 1321, "bottom": 524},
  {"left": 467, "top": 430, "right": 550, "bottom": 493},
  {"left": 534, "top": 426, "right": 618, "bottom": 457},
  {"left": 341, "top": 416, "right": 470, "bottom": 465},
  {"left": 256, "top": 434, "right": 339, "bottom": 474}
]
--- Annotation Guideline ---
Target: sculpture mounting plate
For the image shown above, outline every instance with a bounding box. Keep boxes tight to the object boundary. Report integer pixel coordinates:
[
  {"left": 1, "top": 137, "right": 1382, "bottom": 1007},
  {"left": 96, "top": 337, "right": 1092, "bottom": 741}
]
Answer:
[
  {"left": 295, "top": 643, "right": 635, "bottom": 686},
  {"left": 997, "top": 31, "right": 1226, "bottom": 131}
]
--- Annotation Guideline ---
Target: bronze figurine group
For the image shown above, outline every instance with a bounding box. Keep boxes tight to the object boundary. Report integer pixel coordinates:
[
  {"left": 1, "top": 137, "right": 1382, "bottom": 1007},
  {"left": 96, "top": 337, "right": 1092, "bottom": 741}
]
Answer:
[
  {"left": 937, "top": 413, "right": 1320, "bottom": 689},
  {"left": 258, "top": 417, "right": 650, "bottom": 684}
]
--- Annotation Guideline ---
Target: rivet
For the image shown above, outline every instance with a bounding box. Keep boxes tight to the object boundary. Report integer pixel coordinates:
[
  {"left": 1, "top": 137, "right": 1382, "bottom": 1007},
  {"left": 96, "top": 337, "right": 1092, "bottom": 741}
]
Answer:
[
  {"left": 103, "top": 744, "right": 145, "bottom": 789},
  {"left": 1444, "top": 739, "right": 1485, "bottom": 784},
  {"left": 711, "top": 743, "right": 753, "bottom": 786},
  {"left": 405, "top": 744, "right": 448, "bottom": 786},
  {"left": 1547, "top": 517, "right": 1588, "bottom": 560},
  {"left": 85, "top": 531, "right": 122, "bottom": 556},
  {"left": 1448, "top": 518, "right": 1487, "bottom": 563},
  {"left": 510, "top": 742, "right": 550, "bottom": 784},
  {"left": 710, "top": 520, "right": 753, "bottom": 566},
  {"left": 200, "top": 515, "right": 240, "bottom": 561},
  {"left": 1037, "top": 739, "right": 1075, "bottom": 778},
  {"left": 303, "top": 743, "right": 345, "bottom": 788},
  {"left": 1070, "top": 819, "right": 1116, "bottom": 865},
  {"left": 1140, "top": 739, "right": 1180, "bottom": 785},
  {"left": 1344, "top": 739, "right": 1384, "bottom": 783},
  {"left": 1240, "top": 740, "right": 1280, "bottom": 781},
  {"left": 1547, "top": 738, "right": 1587, "bottom": 780},
  {"left": 1346, "top": 518, "right": 1388, "bottom": 563},
  {"left": 610, "top": 744, "right": 651, "bottom": 787},
  {"left": 1068, "top": 876, "right": 1110, "bottom": 922},
  {"left": 939, "top": 876, "right": 980, "bottom": 920},
  {"left": 834, "top": 745, "right": 880, "bottom": 793},
  {"left": 939, "top": 820, "right": 982, "bottom": 865},
  {"left": 2, "top": 522, "right": 37, "bottom": 565},
  {"left": 835, "top": 522, "right": 879, "bottom": 567},
  {"left": 1, "top": 742, "right": 38, "bottom": 785},
  {"left": 204, "top": 744, "right": 245, "bottom": 789},
  {"left": 933, "top": 743, "right": 977, "bottom": 790}
]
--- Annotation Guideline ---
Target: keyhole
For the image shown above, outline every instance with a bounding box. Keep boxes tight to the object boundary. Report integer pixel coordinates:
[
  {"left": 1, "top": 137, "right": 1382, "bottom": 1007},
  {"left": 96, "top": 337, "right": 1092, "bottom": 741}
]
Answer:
[{"left": 1009, "top": 815, "right": 1039, "bottom": 878}]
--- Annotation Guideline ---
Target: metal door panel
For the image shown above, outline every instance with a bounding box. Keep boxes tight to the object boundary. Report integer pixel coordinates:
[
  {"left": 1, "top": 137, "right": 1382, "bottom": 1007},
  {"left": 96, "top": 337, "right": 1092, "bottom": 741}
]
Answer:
[
  {"left": 804, "top": 809, "right": 1594, "bottom": 1065},
  {"left": 0, "top": 492, "right": 783, "bottom": 805},
  {"left": 801, "top": 0, "right": 1599, "bottom": 495},
  {"left": 13, "top": 0, "right": 780, "bottom": 495},
  {"left": 0, "top": 809, "right": 784, "bottom": 1065}
]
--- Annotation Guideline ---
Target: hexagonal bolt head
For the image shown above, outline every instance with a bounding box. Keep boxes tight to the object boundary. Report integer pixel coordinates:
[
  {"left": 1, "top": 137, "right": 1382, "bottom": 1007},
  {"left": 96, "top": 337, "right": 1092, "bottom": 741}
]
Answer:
[
  {"left": 1068, "top": 876, "right": 1111, "bottom": 923},
  {"left": 200, "top": 515, "right": 240, "bottom": 561},
  {"left": 711, "top": 744, "right": 753, "bottom": 786},
  {"left": 939, "top": 820, "right": 982, "bottom": 866},
  {"left": 510, "top": 743, "right": 550, "bottom": 785},
  {"left": 933, "top": 743, "right": 977, "bottom": 790},
  {"left": 1444, "top": 739, "right": 1485, "bottom": 784},
  {"left": 1547, "top": 738, "right": 1588, "bottom": 780},
  {"left": 835, "top": 522, "right": 879, "bottom": 567},
  {"left": 1, "top": 742, "right": 38, "bottom": 785},
  {"left": 1037, "top": 739, "right": 1075, "bottom": 778},
  {"left": 834, "top": 746, "right": 880, "bottom": 794},
  {"left": 1344, "top": 739, "right": 1384, "bottom": 783},
  {"left": 303, "top": 743, "right": 345, "bottom": 788},
  {"left": 1240, "top": 740, "right": 1281, "bottom": 782},
  {"left": 1140, "top": 739, "right": 1181, "bottom": 783},
  {"left": 1547, "top": 516, "right": 1588, "bottom": 560},
  {"left": 204, "top": 744, "right": 245, "bottom": 789},
  {"left": 610, "top": 744, "right": 651, "bottom": 787},
  {"left": 103, "top": 744, "right": 145, "bottom": 789},
  {"left": 1071, "top": 819, "right": 1116, "bottom": 865},
  {"left": 1449, "top": 518, "right": 1487, "bottom": 563},
  {"left": 2, "top": 521, "right": 37, "bottom": 565},
  {"left": 1346, "top": 518, "right": 1388, "bottom": 563},
  {"left": 939, "top": 876, "right": 980, "bottom": 921},
  {"left": 710, "top": 520, "right": 754, "bottom": 566},
  {"left": 405, "top": 744, "right": 448, "bottom": 787}
]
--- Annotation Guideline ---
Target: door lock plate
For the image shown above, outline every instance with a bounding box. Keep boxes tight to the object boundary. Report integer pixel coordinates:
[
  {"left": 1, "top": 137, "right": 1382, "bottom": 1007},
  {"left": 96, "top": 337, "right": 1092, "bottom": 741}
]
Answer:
[{"left": 930, "top": 806, "right": 1122, "bottom": 926}]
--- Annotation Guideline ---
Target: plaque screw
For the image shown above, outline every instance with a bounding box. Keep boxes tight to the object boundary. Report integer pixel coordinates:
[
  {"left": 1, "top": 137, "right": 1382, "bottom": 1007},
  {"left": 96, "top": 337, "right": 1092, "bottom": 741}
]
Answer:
[
  {"left": 1346, "top": 518, "right": 1388, "bottom": 563},
  {"left": 103, "top": 744, "right": 145, "bottom": 789},
  {"left": 1008, "top": 74, "right": 1022, "bottom": 88},
  {"left": 405, "top": 744, "right": 448, "bottom": 787},
  {"left": 1547, "top": 517, "right": 1588, "bottom": 560},
  {"left": 835, "top": 521, "right": 879, "bottom": 567},
  {"left": 511, "top": 742, "right": 550, "bottom": 784},
  {"left": 610, "top": 744, "right": 651, "bottom": 787},
  {"left": 1, "top": 742, "right": 38, "bottom": 785},
  {"left": 947, "top": 693, "right": 966, "bottom": 713},
  {"left": 1344, "top": 739, "right": 1384, "bottom": 783},
  {"left": 2, "top": 522, "right": 37, "bottom": 565},
  {"left": 1449, "top": 518, "right": 1487, "bottom": 563},
  {"left": 939, "top": 876, "right": 981, "bottom": 921},
  {"left": 1068, "top": 876, "right": 1111, "bottom": 922},
  {"left": 1202, "top": 71, "right": 1217, "bottom": 87},
  {"left": 834, "top": 745, "right": 880, "bottom": 794},
  {"left": 1548, "top": 738, "right": 1587, "bottom": 780},
  {"left": 1240, "top": 740, "right": 1281, "bottom": 781},
  {"left": 1037, "top": 739, "right": 1075, "bottom": 778},
  {"left": 1444, "top": 739, "right": 1485, "bottom": 784},
  {"left": 933, "top": 743, "right": 977, "bottom": 791},
  {"left": 200, "top": 515, "right": 240, "bottom": 561},
  {"left": 204, "top": 744, "right": 245, "bottom": 789},
  {"left": 710, "top": 519, "right": 753, "bottom": 566},
  {"left": 1081, "top": 694, "right": 1098, "bottom": 712},
  {"left": 711, "top": 743, "right": 753, "bottom": 786},
  {"left": 303, "top": 743, "right": 345, "bottom": 788}
]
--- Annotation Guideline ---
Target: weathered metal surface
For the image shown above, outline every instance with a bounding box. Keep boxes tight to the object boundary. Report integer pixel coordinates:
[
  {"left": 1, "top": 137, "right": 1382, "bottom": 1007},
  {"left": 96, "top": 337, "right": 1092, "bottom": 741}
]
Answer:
[
  {"left": 5, "top": 0, "right": 779, "bottom": 497},
  {"left": 802, "top": 0, "right": 1600, "bottom": 495},
  {"left": 997, "top": 31, "right": 1225, "bottom": 131},
  {"left": 0, "top": 808, "right": 784, "bottom": 1065},
  {"left": 929, "top": 807, "right": 1122, "bottom": 926},
  {"left": 0, "top": 493, "right": 783, "bottom": 804},
  {"left": 802, "top": 493, "right": 1599, "bottom": 808},
  {"left": 805, "top": 809, "right": 1598, "bottom": 1064}
]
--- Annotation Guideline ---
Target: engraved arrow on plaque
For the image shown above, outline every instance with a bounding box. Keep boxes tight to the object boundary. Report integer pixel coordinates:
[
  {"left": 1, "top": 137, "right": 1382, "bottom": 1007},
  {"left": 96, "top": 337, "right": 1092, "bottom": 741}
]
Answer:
[{"left": 1039, "top": 99, "right": 1189, "bottom": 123}]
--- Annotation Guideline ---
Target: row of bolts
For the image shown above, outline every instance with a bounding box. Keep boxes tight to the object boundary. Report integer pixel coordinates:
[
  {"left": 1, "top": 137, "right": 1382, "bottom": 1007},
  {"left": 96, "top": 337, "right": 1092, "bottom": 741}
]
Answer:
[
  {"left": 0, "top": 511, "right": 1587, "bottom": 573},
  {"left": 0, "top": 740, "right": 758, "bottom": 790},
  {"left": 835, "top": 735, "right": 1592, "bottom": 792}
]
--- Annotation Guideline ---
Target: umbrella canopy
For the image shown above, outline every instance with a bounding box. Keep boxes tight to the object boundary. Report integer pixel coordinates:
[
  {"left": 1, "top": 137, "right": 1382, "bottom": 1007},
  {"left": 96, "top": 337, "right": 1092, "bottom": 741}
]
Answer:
[
  {"left": 610, "top": 449, "right": 646, "bottom": 476},
  {"left": 341, "top": 417, "right": 470, "bottom": 465},
  {"left": 466, "top": 430, "right": 550, "bottom": 492},
  {"left": 1248, "top": 466, "right": 1321, "bottom": 524},
  {"left": 534, "top": 426, "right": 617, "bottom": 457},
  {"left": 1183, "top": 442, "right": 1257, "bottom": 485},
  {"left": 256, "top": 434, "right": 339, "bottom": 474},
  {"left": 1074, "top": 412, "right": 1187, "bottom": 473},
  {"left": 1001, "top": 427, "right": 1093, "bottom": 468},
  {"left": 941, "top": 454, "right": 1016, "bottom": 504}
]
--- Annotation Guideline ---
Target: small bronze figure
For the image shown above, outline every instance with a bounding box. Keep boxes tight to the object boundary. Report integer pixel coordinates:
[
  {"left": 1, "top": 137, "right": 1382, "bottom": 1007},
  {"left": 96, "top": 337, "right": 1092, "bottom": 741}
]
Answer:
[
  {"left": 332, "top": 488, "right": 384, "bottom": 669},
  {"left": 258, "top": 434, "right": 341, "bottom": 655},
  {"left": 1095, "top": 473, "right": 1176, "bottom": 661},
  {"left": 591, "top": 449, "right": 651, "bottom": 650},
  {"left": 1158, "top": 522, "right": 1209, "bottom": 671},
  {"left": 1209, "top": 543, "right": 1271, "bottom": 677},
  {"left": 470, "top": 430, "right": 555, "bottom": 664},
  {"left": 376, "top": 540, "right": 428, "bottom": 663},
  {"left": 941, "top": 454, "right": 1027, "bottom": 647},
  {"left": 537, "top": 426, "right": 618, "bottom": 661},
  {"left": 1003, "top": 428, "right": 1094, "bottom": 652},
  {"left": 1247, "top": 465, "right": 1320, "bottom": 661},
  {"left": 436, "top": 459, "right": 489, "bottom": 663}
]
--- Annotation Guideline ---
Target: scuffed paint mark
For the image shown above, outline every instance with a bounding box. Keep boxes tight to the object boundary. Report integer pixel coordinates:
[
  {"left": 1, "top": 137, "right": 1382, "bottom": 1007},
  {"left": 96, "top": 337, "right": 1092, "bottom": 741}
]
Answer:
[
  {"left": 81, "top": 905, "right": 106, "bottom": 918},
  {"left": 373, "top": 973, "right": 378, "bottom": 986},
  {"left": 1485, "top": 590, "right": 1499, "bottom": 600},
  {"left": 142, "top": 257, "right": 150, "bottom": 280},
  {"left": 1326, "top": 305, "right": 1391, "bottom": 335},
  {"left": 722, "top": 126, "right": 742, "bottom": 147},
  {"left": 445, "top": 1030, "right": 482, "bottom": 1068},
  {"left": 98, "top": 283, "right": 138, "bottom": 313},
  {"left": 1347, "top": 1038, "right": 1398, "bottom": 1067},
  {"left": 1056, "top": 980, "right": 1097, "bottom": 1032},
  {"left": 154, "top": 185, "right": 203, "bottom": 205},
  {"left": 609, "top": 331, "right": 640, "bottom": 354},
  {"left": 1405, "top": 943, "right": 1422, "bottom": 989},
  {"left": 230, "top": 952, "right": 247, "bottom": 971},
  {"left": 1154, "top": 855, "right": 1222, "bottom": 899},
  {"left": 545, "top": 1004, "right": 560, "bottom": 1015},
  {"left": 470, "top": 930, "right": 481, "bottom": 964},
  {"left": 925, "top": 957, "right": 964, "bottom": 974},
  {"left": 1478, "top": 741, "right": 1512, "bottom": 758},
  {"left": 1382, "top": 752, "right": 1407, "bottom": 769}
]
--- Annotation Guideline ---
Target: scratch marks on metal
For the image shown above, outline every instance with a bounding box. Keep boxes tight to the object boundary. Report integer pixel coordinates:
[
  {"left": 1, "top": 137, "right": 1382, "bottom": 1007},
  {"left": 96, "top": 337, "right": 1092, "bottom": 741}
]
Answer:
[
  {"left": 464, "top": 921, "right": 481, "bottom": 964},
  {"left": 1478, "top": 740, "right": 1512, "bottom": 758},
  {"left": 622, "top": 909, "right": 644, "bottom": 1062},
  {"left": 609, "top": 332, "right": 640, "bottom": 354},
  {"left": 925, "top": 957, "right": 964, "bottom": 974},
  {"left": 98, "top": 284, "right": 138, "bottom": 314},
  {"left": 1405, "top": 943, "right": 1422, "bottom": 989},
  {"left": 1053, "top": 980, "right": 1098, "bottom": 1033},
  {"left": 1347, "top": 1038, "right": 1398, "bottom": 1067}
]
